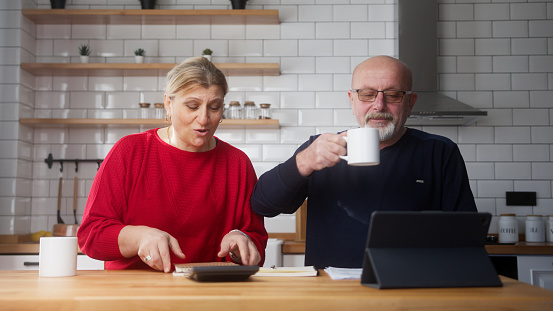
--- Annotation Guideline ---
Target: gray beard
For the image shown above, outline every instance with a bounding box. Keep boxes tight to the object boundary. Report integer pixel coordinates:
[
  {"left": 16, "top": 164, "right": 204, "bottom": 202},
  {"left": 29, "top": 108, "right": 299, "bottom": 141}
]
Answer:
[
  {"left": 365, "top": 122, "right": 395, "bottom": 141},
  {"left": 364, "top": 112, "right": 395, "bottom": 141}
]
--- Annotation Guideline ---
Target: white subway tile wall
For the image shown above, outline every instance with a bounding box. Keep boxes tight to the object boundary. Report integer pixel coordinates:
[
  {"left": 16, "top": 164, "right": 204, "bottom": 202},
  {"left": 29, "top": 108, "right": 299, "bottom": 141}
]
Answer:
[{"left": 0, "top": 0, "right": 551, "bottom": 235}]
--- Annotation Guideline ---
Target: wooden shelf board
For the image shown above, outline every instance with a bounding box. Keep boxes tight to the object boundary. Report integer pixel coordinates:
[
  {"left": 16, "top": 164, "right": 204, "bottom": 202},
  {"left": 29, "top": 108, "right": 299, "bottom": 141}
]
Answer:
[
  {"left": 20, "top": 63, "right": 280, "bottom": 77},
  {"left": 22, "top": 9, "right": 279, "bottom": 25},
  {"left": 19, "top": 118, "right": 280, "bottom": 129}
]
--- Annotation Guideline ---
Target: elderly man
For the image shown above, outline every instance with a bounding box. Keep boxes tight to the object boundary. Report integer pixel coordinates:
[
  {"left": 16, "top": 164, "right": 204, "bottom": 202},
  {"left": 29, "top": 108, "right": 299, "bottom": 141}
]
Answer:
[{"left": 251, "top": 55, "right": 477, "bottom": 269}]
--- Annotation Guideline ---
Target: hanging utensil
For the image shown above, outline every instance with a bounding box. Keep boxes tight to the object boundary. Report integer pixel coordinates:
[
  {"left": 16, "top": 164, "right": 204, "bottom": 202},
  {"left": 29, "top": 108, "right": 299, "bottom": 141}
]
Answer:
[
  {"left": 57, "top": 177, "right": 64, "bottom": 224},
  {"left": 73, "top": 176, "right": 78, "bottom": 224},
  {"left": 53, "top": 177, "right": 80, "bottom": 237}
]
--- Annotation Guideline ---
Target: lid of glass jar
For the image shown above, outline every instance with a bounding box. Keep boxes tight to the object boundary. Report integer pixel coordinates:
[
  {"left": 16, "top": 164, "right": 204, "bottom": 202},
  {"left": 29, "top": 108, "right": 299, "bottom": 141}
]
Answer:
[
  {"left": 260, "top": 103, "right": 271, "bottom": 108},
  {"left": 500, "top": 213, "right": 516, "bottom": 216},
  {"left": 244, "top": 101, "right": 255, "bottom": 106},
  {"left": 229, "top": 101, "right": 240, "bottom": 106},
  {"left": 154, "top": 103, "right": 164, "bottom": 108},
  {"left": 139, "top": 103, "right": 151, "bottom": 108}
]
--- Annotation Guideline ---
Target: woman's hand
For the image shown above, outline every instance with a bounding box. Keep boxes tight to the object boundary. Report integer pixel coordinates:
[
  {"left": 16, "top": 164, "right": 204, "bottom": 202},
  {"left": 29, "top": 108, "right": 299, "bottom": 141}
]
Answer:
[
  {"left": 119, "top": 225, "right": 185, "bottom": 273},
  {"left": 217, "top": 230, "right": 261, "bottom": 266}
]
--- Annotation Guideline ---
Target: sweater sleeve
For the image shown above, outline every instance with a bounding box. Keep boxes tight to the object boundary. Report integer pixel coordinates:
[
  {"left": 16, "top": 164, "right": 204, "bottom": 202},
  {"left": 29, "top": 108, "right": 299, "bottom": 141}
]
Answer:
[
  {"left": 77, "top": 137, "right": 136, "bottom": 261},
  {"left": 231, "top": 150, "right": 268, "bottom": 265},
  {"left": 251, "top": 138, "right": 314, "bottom": 217}
]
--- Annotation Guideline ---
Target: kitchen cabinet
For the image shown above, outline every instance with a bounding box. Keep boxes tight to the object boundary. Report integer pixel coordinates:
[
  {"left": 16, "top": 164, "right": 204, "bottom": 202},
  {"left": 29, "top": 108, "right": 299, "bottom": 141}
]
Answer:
[
  {"left": 517, "top": 256, "right": 553, "bottom": 290},
  {"left": 0, "top": 255, "right": 104, "bottom": 271}
]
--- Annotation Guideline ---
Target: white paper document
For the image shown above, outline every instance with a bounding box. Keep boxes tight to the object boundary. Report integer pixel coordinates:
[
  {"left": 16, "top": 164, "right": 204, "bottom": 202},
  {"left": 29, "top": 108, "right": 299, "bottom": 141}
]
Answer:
[
  {"left": 253, "top": 266, "right": 318, "bottom": 277},
  {"left": 324, "top": 267, "right": 363, "bottom": 280}
]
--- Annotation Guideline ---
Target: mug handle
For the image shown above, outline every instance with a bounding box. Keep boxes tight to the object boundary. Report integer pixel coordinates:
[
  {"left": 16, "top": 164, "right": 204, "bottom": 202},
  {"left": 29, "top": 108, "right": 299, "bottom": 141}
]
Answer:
[{"left": 338, "top": 136, "right": 348, "bottom": 162}]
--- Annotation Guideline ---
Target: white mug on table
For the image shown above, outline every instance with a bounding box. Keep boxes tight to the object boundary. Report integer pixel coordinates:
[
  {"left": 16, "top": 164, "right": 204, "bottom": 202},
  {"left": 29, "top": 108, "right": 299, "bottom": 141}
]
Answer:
[
  {"left": 340, "top": 127, "right": 380, "bottom": 166},
  {"left": 39, "top": 236, "right": 78, "bottom": 277}
]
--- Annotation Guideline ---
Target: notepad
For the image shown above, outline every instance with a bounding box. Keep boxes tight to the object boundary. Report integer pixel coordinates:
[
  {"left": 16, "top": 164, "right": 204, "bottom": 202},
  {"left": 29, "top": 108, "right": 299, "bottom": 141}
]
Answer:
[
  {"left": 173, "top": 262, "right": 238, "bottom": 277},
  {"left": 253, "top": 266, "right": 318, "bottom": 277}
]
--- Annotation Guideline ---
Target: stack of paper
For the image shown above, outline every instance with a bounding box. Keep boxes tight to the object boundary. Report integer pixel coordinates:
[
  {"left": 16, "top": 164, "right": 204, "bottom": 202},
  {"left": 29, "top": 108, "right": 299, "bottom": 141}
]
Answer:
[
  {"left": 253, "top": 266, "right": 318, "bottom": 277},
  {"left": 324, "top": 267, "right": 362, "bottom": 280},
  {"left": 173, "top": 262, "right": 238, "bottom": 277}
]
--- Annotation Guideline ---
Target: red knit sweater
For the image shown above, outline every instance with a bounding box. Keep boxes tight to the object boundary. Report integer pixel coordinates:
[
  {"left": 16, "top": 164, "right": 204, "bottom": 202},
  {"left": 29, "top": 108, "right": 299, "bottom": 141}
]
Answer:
[{"left": 77, "top": 129, "right": 267, "bottom": 270}]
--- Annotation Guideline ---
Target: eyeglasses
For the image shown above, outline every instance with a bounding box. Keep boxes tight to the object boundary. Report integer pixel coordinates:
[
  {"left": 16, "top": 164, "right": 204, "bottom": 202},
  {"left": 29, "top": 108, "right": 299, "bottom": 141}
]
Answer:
[{"left": 352, "top": 89, "right": 412, "bottom": 103}]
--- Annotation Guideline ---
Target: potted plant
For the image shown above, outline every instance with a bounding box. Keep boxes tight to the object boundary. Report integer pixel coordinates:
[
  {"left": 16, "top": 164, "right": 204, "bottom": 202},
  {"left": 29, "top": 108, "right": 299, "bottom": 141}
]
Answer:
[
  {"left": 202, "top": 48, "right": 213, "bottom": 61},
  {"left": 50, "top": 0, "right": 66, "bottom": 9},
  {"left": 230, "top": 0, "right": 247, "bottom": 10},
  {"left": 139, "top": 0, "right": 157, "bottom": 9},
  {"left": 134, "top": 48, "right": 146, "bottom": 64},
  {"left": 78, "top": 44, "right": 91, "bottom": 63}
]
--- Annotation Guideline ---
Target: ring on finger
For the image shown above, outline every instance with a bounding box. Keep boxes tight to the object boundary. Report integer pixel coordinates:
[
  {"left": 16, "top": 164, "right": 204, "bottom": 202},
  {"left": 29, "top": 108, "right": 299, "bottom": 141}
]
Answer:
[{"left": 143, "top": 254, "right": 152, "bottom": 262}]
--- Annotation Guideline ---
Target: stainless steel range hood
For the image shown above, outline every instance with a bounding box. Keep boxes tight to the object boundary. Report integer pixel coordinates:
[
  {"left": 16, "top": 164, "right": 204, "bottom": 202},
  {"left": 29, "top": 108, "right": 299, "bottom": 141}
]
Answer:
[{"left": 399, "top": 0, "right": 487, "bottom": 126}]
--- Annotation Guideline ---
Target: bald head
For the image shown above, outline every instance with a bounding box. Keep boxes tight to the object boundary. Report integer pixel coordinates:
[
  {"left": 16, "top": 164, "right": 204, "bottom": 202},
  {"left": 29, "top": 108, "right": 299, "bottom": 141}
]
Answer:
[{"left": 352, "top": 56, "right": 413, "bottom": 91}]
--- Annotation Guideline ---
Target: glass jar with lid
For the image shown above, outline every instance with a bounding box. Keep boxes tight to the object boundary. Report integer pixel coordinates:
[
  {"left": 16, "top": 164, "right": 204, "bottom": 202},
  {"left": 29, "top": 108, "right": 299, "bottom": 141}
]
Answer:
[
  {"left": 154, "top": 103, "right": 165, "bottom": 119},
  {"left": 139, "top": 103, "right": 151, "bottom": 119},
  {"left": 244, "top": 101, "right": 257, "bottom": 119},
  {"left": 227, "top": 101, "right": 242, "bottom": 119},
  {"left": 259, "top": 103, "right": 271, "bottom": 119}
]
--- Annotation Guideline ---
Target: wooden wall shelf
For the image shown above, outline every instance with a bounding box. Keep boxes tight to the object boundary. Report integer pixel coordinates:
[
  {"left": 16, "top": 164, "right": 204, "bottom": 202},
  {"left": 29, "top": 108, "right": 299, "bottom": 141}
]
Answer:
[
  {"left": 21, "top": 9, "right": 280, "bottom": 25},
  {"left": 20, "top": 63, "right": 280, "bottom": 77},
  {"left": 19, "top": 118, "right": 280, "bottom": 129}
]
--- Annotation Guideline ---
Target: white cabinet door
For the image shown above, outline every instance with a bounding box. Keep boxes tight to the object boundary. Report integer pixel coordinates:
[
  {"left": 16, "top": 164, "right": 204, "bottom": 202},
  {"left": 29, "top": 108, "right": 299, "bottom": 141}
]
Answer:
[
  {"left": 0, "top": 255, "right": 41, "bottom": 270},
  {"left": 0, "top": 255, "right": 104, "bottom": 270},
  {"left": 77, "top": 255, "right": 104, "bottom": 270},
  {"left": 517, "top": 256, "right": 553, "bottom": 290}
]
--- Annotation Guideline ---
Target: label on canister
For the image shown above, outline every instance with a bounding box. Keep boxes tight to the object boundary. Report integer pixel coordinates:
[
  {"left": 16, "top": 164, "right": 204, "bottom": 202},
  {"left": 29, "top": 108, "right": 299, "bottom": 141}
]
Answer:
[{"left": 525, "top": 215, "right": 545, "bottom": 242}]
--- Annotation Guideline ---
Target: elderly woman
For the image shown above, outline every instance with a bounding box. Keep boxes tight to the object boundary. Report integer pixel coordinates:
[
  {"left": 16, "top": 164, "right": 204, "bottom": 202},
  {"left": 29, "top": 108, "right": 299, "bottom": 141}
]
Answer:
[{"left": 78, "top": 57, "right": 268, "bottom": 273}]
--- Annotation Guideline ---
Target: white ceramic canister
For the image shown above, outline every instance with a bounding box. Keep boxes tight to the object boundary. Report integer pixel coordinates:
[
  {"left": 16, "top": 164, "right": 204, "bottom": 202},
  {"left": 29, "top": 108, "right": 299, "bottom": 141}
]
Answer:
[
  {"left": 545, "top": 215, "right": 553, "bottom": 243},
  {"left": 525, "top": 215, "right": 545, "bottom": 242},
  {"left": 498, "top": 213, "right": 519, "bottom": 243}
]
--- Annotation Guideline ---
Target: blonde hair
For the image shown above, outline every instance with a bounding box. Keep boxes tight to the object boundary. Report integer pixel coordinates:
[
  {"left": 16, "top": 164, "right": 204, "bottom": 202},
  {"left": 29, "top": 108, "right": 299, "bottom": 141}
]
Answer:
[{"left": 165, "top": 57, "right": 228, "bottom": 98}]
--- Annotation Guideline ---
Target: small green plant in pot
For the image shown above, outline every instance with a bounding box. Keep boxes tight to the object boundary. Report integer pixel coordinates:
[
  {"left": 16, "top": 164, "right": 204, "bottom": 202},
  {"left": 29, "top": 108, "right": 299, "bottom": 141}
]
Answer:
[
  {"left": 134, "top": 48, "right": 146, "bottom": 63},
  {"left": 202, "top": 48, "right": 213, "bottom": 61},
  {"left": 78, "top": 44, "right": 91, "bottom": 63}
]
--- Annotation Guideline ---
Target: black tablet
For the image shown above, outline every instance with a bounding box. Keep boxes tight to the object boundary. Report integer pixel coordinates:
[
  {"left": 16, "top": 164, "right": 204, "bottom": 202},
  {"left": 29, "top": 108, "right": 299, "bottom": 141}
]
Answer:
[
  {"left": 188, "top": 265, "right": 259, "bottom": 282},
  {"left": 361, "top": 211, "right": 503, "bottom": 289}
]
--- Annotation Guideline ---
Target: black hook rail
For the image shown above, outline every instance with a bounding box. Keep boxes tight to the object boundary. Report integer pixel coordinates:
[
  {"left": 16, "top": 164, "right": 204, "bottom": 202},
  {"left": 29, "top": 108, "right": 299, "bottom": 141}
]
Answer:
[{"left": 44, "top": 153, "right": 103, "bottom": 172}]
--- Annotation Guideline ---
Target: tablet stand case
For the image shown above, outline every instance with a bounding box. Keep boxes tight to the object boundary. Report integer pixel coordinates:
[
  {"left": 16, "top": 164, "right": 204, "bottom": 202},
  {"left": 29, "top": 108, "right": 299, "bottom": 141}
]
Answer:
[{"left": 361, "top": 211, "right": 503, "bottom": 289}]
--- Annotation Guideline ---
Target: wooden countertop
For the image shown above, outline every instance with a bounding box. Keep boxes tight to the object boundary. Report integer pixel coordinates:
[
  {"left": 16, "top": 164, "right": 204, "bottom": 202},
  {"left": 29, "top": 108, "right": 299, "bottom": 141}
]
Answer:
[
  {"left": 0, "top": 270, "right": 551, "bottom": 310},
  {"left": 2, "top": 241, "right": 553, "bottom": 255},
  {"left": 281, "top": 240, "right": 553, "bottom": 255}
]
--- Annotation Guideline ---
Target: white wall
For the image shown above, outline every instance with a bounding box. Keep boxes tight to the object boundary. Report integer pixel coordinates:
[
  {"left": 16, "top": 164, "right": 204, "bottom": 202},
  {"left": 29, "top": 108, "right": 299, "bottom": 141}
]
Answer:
[{"left": 0, "top": 0, "right": 551, "bottom": 235}]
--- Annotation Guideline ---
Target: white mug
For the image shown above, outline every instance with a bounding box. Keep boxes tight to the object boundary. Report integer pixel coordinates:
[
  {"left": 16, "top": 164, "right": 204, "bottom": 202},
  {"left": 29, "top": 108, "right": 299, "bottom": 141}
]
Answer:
[
  {"left": 339, "top": 127, "right": 380, "bottom": 166},
  {"left": 39, "top": 236, "right": 78, "bottom": 277}
]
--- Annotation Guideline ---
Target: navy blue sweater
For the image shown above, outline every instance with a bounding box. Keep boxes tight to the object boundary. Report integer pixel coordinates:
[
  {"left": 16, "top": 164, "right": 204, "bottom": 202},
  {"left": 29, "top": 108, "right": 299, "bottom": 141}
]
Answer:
[{"left": 251, "top": 128, "right": 477, "bottom": 269}]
